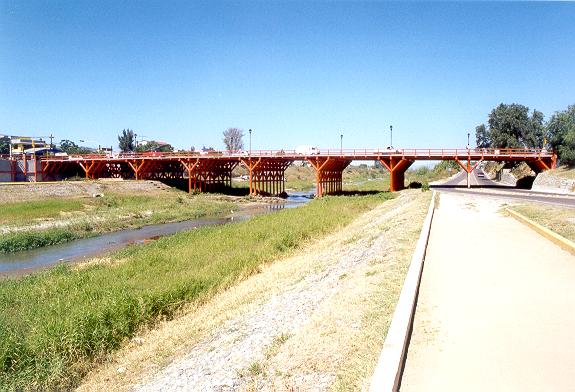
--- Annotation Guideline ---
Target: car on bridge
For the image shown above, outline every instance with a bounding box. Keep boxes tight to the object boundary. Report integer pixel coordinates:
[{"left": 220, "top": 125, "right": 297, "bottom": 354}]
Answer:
[{"left": 295, "top": 145, "right": 319, "bottom": 155}]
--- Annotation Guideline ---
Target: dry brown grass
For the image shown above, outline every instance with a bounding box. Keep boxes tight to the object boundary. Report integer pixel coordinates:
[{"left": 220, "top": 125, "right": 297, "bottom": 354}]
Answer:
[
  {"left": 548, "top": 166, "right": 575, "bottom": 180},
  {"left": 511, "top": 203, "right": 575, "bottom": 242}
]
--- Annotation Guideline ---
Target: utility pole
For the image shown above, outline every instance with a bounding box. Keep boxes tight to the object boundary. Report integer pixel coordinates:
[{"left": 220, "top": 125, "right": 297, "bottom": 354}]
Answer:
[{"left": 49, "top": 134, "right": 54, "bottom": 150}]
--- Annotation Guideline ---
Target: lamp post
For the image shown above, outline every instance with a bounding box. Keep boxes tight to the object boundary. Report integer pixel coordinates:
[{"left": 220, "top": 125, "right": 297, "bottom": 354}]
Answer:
[
  {"left": 340, "top": 133, "right": 343, "bottom": 154},
  {"left": 390, "top": 125, "right": 393, "bottom": 148},
  {"left": 249, "top": 129, "right": 252, "bottom": 158},
  {"left": 467, "top": 132, "right": 470, "bottom": 149}
]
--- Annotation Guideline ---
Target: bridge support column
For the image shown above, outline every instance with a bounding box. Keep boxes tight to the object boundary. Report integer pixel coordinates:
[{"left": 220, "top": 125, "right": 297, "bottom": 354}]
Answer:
[
  {"left": 178, "top": 159, "right": 237, "bottom": 193},
  {"left": 454, "top": 158, "right": 482, "bottom": 188},
  {"left": 378, "top": 157, "right": 414, "bottom": 192},
  {"left": 307, "top": 157, "right": 351, "bottom": 197},
  {"left": 127, "top": 159, "right": 155, "bottom": 181},
  {"left": 78, "top": 160, "right": 106, "bottom": 179},
  {"left": 241, "top": 158, "right": 292, "bottom": 196},
  {"left": 179, "top": 158, "right": 200, "bottom": 193}
]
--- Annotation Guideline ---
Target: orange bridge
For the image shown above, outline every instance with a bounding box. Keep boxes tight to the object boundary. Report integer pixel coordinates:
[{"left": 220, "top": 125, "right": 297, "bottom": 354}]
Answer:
[{"left": 40, "top": 148, "right": 556, "bottom": 196}]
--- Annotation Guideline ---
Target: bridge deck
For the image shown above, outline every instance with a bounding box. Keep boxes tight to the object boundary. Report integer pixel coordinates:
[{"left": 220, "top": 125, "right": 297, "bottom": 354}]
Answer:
[
  {"left": 7, "top": 148, "right": 556, "bottom": 196},
  {"left": 42, "top": 148, "right": 555, "bottom": 163}
]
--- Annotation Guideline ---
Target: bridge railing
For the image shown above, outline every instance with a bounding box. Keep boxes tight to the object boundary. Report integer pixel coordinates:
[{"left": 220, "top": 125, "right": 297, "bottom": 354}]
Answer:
[{"left": 40, "top": 148, "right": 554, "bottom": 161}]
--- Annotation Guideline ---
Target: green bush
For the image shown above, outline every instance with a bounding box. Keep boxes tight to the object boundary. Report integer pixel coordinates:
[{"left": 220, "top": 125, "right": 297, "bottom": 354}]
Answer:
[{"left": 0, "top": 230, "right": 79, "bottom": 253}]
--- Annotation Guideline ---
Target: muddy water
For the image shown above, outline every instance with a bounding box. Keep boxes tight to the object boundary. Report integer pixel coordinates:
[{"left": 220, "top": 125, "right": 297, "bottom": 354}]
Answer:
[{"left": 0, "top": 193, "right": 313, "bottom": 277}]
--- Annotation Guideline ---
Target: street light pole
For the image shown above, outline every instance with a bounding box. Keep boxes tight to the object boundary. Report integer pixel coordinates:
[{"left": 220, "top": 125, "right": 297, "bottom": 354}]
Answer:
[
  {"left": 390, "top": 125, "right": 393, "bottom": 148},
  {"left": 249, "top": 129, "right": 252, "bottom": 157},
  {"left": 340, "top": 133, "right": 343, "bottom": 154},
  {"left": 467, "top": 132, "right": 470, "bottom": 148}
]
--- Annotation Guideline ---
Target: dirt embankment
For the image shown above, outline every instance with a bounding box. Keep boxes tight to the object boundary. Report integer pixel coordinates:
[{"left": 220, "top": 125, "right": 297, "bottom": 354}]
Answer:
[
  {"left": 532, "top": 166, "right": 575, "bottom": 194},
  {"left": 0, "top": 180, "right": 173, "bottom": 203},
  {"left": 78, "top": 190, "right": 431, "bottom": 392}
]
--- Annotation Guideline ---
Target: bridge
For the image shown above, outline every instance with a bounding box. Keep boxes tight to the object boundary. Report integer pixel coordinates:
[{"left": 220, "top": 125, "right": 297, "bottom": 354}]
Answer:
[{"left": 34, "top": 148, "right": 556, "bottom": 196}]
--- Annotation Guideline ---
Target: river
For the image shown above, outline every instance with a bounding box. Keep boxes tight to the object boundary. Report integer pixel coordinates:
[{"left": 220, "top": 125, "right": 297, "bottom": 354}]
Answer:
[{"left": 0, "top": 192, "right": 313, "bottom": 277}]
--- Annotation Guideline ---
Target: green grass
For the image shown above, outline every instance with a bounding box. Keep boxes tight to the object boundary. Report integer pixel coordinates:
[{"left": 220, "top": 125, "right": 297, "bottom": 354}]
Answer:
[
  {"left": 0, "top": 230, "right": 79, "bottom": 253},
  {"left": 0, "top": 199, "right": 87, "bottom": 225},
  {"left": 0, "top": 192, "right": 394, "bottom": 390},
  {"left": 0, "top": 192, "right": 235, "bottom": 253}
]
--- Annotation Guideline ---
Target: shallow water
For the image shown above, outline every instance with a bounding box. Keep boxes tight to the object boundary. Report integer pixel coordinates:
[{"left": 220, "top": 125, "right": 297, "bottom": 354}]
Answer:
[{"left": 0, "top": 193, "right": 313, "bottom": 276}]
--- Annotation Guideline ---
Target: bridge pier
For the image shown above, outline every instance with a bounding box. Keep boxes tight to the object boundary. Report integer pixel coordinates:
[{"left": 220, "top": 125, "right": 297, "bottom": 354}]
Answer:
[
  {"left": 307, "top": 157, "right": 352, "bottom": 197},
  {"left": 240, "top": 158, "right": 292, "bottom": 196},
  {"left": 180, "top": 158, "right": 238, "bottom": 193},
  {"left": 78, "top": 160, "right": 107, "bottom": 179},
  {"left": 378, "top": 157, "right": 414, "bottom": 192},
  {"left": 454, "top": 157, "right": 482, "bottom": 188}
]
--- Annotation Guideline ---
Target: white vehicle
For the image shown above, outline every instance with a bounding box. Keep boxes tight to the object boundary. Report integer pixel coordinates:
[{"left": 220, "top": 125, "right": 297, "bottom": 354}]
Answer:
[{"left": 295, "top": 145, "right": 320, "bottom": 155}]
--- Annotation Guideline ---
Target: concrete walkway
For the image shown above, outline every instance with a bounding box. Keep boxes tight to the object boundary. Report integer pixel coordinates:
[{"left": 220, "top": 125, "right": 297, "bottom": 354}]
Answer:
[{"left": 401, "top": 192, "right": 575, "bottom": 391}]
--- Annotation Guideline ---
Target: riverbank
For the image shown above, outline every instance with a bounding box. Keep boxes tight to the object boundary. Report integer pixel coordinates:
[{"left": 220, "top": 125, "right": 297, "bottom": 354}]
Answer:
[
  {"left": 0, "top": 180, "right": 256, "bottom": 253},
  {"left": 76, "top": 190, "right": 430, "bottom": 391},
  {"left": 0, "top": 192, "right": 395, "bottom": 390}
]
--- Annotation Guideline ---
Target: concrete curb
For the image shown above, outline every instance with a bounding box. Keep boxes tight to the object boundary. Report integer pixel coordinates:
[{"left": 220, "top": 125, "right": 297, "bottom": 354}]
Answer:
[
  {"left": 369, "top": 191, "right": 436, "bottom": 392},
  {"left": 506, "top": 208, "right": 575, "bottom": 256}
]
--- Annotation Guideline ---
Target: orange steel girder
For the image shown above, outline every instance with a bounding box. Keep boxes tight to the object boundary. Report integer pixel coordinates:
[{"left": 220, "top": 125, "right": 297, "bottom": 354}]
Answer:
[
  {"left": 307, "top": 157, "right": 351, "bottom": 197},
  {"left": 240, "top": 158, "right": 292, "bottom": 196},
  {"left": 378, "top": 157, "right": 414, "bottom": 192},
  {"left": 526, "top": 155, "right": 557, "bottom": 173}
]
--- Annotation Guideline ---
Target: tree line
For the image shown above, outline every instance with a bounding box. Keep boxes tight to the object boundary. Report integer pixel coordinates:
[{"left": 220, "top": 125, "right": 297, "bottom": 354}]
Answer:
[{"left": 475, "top": 103, "right": 575, "bottom": 165}]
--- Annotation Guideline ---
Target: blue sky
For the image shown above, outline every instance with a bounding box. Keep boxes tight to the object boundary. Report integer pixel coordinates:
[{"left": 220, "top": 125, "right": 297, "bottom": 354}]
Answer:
[{"left": 1, "top": 1, "right": 574, "bottom": 152}]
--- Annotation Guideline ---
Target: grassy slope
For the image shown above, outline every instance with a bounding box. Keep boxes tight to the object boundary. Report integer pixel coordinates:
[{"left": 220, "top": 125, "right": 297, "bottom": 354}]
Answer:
[
  {"left": 0, "top": 192, "right": 394, "bottom": 390},
  {"left": 0, "top": 192, "right": 234, "bottom": 253},
  {"left": 511, "top": 203, "right": 575, "bottom": 242}
]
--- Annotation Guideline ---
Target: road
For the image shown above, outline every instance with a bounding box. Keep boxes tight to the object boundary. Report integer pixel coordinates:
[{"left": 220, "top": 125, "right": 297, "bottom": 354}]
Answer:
[
  {"left": 401, "top": 191, "right": 575, "bottom": 391},
  {"left": 432, "top": 168, "right": 575, "bottom": 208}
]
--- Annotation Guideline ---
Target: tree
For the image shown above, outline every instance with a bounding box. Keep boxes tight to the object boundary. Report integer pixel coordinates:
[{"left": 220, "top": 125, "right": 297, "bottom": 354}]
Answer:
[
  {"left": 59, "top": 139, "right": 92, "bottom": 154},
  {"left": 475, "top": 124, "right": 490, "bottom": 148},
  {"left": 118, "top": 129, "right": 135, "bottom": 152},
  {"left": 0, "top": 136, "right": 10, "bottom": 154},
  {"left": 223, "top": 128, "right": 244, "bottom": 152},
  {"left": 475, "top": 103, "right": 545, "bottom": 149},
  {"left": 547, "top": 105, "right": 575, "bottom": 165},
  {"left": 135, "top": 140, "right": 174, "bottom": 153}
]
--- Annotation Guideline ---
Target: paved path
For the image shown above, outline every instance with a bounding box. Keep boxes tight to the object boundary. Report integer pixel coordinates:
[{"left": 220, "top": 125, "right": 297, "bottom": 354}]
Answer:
[
  {"left": 433, "top": 169, "right": 575, "bottom": 208},
  {"left": 401, "top": 192, "right": 575, "bottom": 391}
]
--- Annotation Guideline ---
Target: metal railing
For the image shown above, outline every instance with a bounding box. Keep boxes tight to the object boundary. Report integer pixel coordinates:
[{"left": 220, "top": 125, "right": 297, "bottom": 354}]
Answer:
[{"left": 40, "top": 147, "right": 554, "bottom": 161}]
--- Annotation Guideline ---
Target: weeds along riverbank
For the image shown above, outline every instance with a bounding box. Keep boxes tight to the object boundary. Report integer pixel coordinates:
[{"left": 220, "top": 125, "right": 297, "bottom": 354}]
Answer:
[
  {"left": 0, "top": 192, "right": 236, "bottom": 253},
  {"left": 0, "top": 192, "right": 394, "bottom": 390}
]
